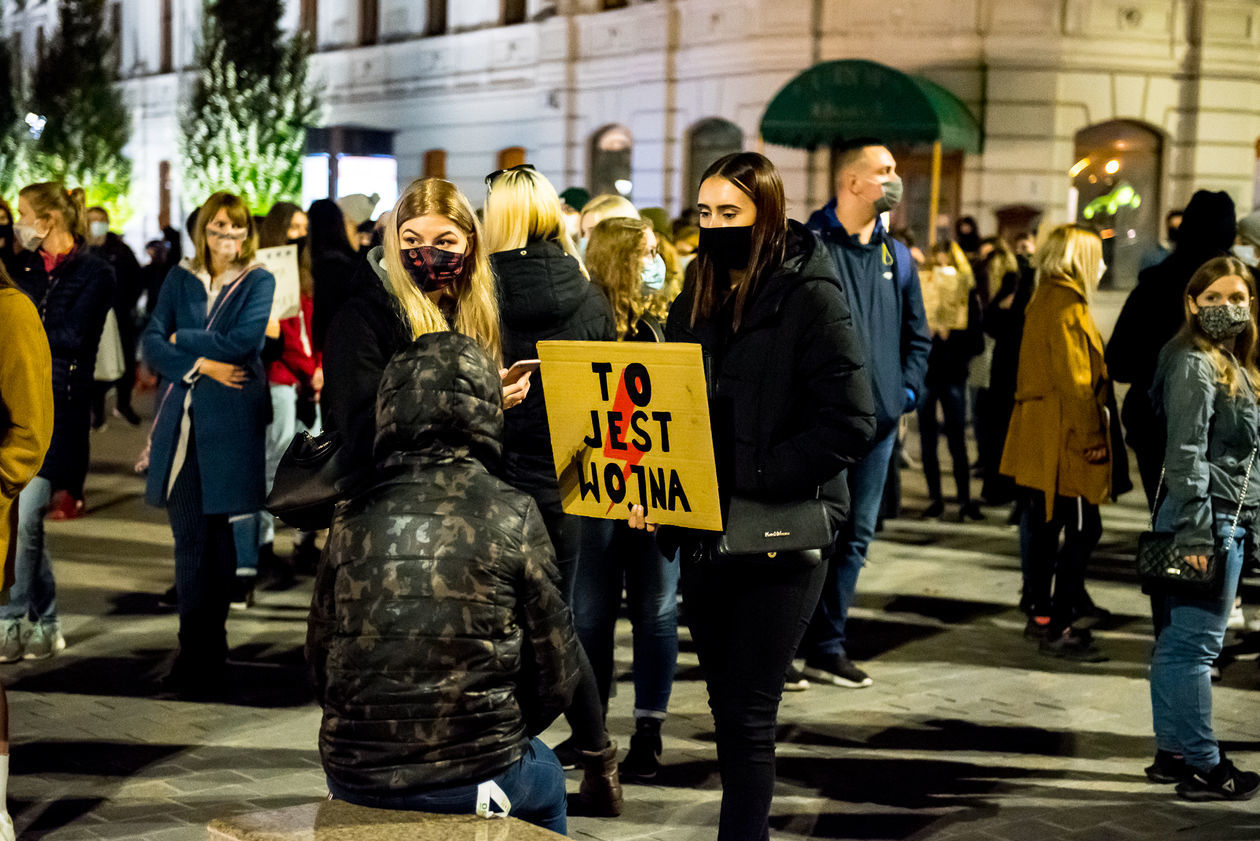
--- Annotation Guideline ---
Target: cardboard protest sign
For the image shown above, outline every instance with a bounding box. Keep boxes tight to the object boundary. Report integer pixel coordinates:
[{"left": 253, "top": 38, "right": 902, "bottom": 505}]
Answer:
[
  {"left": 257, "top": 245, "right": 301, "bottom": 320},
  {"left": 921, "top": 265, "right": 970, "bottom": 334},
  {"left": 536, "top": 340, "right": 722, "bottom": 531}
]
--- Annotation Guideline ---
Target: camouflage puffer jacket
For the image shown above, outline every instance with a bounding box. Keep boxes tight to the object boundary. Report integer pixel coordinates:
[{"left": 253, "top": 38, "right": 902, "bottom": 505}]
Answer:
[{"left": 306, "top": 331, "right": 581, "bottom": 797}]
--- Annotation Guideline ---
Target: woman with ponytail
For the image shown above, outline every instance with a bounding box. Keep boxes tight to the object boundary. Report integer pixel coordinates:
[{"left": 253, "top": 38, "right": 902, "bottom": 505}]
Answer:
[{"left": 0, "top": 183, "right": 114, "bottom": 663}]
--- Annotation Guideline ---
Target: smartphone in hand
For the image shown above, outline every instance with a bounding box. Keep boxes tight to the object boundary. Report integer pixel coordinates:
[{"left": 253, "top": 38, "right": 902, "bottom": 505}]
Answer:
[{"left": 502, "top": 359, "right": 541, "bottom": 384}]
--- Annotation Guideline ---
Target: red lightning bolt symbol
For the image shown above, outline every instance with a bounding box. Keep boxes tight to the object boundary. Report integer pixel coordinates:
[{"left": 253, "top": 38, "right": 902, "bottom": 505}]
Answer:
[{"left": 603, "top": 365, "right": 646, "bottom": 514}]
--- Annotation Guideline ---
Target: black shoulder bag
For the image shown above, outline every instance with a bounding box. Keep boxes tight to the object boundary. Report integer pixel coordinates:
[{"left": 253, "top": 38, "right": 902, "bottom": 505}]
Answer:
[
  {"left": 266, "top": 431, "right": 357, "bottom": 531},
  {"left": 1136, "top": 448, "right": 1255, "bottom": 598},
  {"left": 712, "top": 491, "right": 832, "bottom": 567}
]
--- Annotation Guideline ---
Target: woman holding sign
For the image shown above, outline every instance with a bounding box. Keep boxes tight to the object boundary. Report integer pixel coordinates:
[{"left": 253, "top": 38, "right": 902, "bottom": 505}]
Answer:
[
  {"left": 655, "top": 152, "right": 876, "bottom": 840},
  {"left": 142, "top": 192, "right": 275, "bottom": 695}
]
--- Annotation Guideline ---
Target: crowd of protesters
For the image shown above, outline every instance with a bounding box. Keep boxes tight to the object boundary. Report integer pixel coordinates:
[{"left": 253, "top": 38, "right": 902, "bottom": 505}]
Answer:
[{"left": 4, "top": 139, "right": 1260, "bottom": 840}]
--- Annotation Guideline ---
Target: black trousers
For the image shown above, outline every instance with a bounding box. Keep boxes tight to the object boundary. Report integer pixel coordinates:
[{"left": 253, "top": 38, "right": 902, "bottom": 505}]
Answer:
[
  {"left": 166, "top": 429, "right": 236, "bottom": 671},
  {"left": 682, "top": 555, "right": 827, "bottom": 841},
  {"left": 1021, "top": 490, "right": 1101, "bottom": 634},
  {"left": 919, "top": 382, "right": 971, "bottom": 504}
]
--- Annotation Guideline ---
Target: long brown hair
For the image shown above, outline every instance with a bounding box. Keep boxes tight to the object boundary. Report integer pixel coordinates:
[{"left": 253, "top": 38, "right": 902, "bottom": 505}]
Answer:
[
  {"left": 258, "top": 201, "right": 303, "bottom": 249},
  {"left": 1175, "top": 255, "right": 1259, "bottom": 398},
  {"left": 586, "top": 216, "right": 651, "bottom": 340},
  {"left": 689, "top": 152, "right": 788, "bottom": 330},
  {"left": 382, "top": 178, "right": 502, "bottom": 365},
  {"left": 191, "top": 192, "right": 259, "bottom": 273},
  {"left": 20, "top": 182, "right": 87, "bottom": 240}
]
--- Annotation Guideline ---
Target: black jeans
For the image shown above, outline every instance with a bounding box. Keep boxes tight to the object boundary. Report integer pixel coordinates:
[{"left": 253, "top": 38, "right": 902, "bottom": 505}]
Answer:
[
  {"left": 536, "top": 504, "right": 607, "bottom": 751},
  {"left": 918, "top": 382, "right": 971, "bottom": 505},
  {"left": 682, "top": 554, "right": 826, "bottom": 841},
  {"left": 1021, "top": 490, "right": 1101, "bottom": 633}
]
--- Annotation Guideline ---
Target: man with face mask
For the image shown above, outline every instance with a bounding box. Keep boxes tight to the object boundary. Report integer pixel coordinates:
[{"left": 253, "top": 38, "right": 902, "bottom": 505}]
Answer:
[
  {"left": 799, "top": 138, "right": 932, "bottom": 689},
  {"left": 85, "top": 206, "right": 143, "bottom": 426}
]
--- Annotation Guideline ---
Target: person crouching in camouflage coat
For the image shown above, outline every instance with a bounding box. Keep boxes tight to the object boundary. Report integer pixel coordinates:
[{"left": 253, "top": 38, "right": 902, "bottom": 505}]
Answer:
[{"left": 306, "top": 331, "right": 580, "bottom": 832}]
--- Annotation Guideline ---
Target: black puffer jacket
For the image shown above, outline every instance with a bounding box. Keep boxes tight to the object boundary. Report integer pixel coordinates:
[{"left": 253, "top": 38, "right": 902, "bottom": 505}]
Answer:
[
  {"left": 320, "top": 247, "right": 412, "bottom": 478},
  {"left": 493, "top": 239, "right": 615, "bottom": 508},
  {"left": 14, "top": 245, "right": 114, "bottom": 492},
  {"left": 665, "top": 220, "right": 876, "bottom": 541},
  {"left": 307, "top": 332, "right": 581, "bottom": 797}
]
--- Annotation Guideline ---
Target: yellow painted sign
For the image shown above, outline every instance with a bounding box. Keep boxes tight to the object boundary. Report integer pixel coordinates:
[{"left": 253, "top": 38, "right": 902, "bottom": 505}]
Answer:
[{"left": 536, "top": 340, "right": 722, "bottom": 531}]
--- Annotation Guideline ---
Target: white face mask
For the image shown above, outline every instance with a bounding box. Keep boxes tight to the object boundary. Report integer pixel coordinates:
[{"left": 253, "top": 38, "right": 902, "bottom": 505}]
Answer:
[
  {"left": 1098, "top": 258, "right": 1108, "bottom": 279},
  {"left": 89, "top": 220, "right": 109, "bottom": 239},
  {"left": 15, "top": 223, "right": 44, "bottom": 251},
  {"left": 1233, "top": 244, "right": 1257, "bottom": 266}
]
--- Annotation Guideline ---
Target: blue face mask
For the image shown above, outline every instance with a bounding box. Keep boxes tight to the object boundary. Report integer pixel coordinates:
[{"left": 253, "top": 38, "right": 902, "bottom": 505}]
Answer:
[{"left": 641, "top": 254, "right": 666, "bottom": 291}]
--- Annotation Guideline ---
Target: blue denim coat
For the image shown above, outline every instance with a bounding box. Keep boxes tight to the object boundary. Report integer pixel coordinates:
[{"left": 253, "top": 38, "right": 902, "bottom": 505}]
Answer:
[
  {"left": 141, "top": 262, "right": 274, "bottom": 515},
  {"left": 1151, "top": 338, "right": 1260, "bottom": 556}
]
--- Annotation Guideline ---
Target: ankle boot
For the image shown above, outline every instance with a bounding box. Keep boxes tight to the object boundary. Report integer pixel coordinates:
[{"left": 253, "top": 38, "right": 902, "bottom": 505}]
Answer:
[{"left": 574, "top": 740, "right": 623, "bottom": 817}]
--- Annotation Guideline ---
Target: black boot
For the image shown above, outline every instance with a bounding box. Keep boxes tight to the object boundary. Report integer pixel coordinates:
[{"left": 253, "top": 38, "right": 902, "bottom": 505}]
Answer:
[{"left": 620, "top": 718, "right": 663, "bottom": 782}]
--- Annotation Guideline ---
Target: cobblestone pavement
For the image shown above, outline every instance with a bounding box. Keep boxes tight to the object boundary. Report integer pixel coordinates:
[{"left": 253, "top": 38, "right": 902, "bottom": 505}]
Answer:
[{"left": 11, "top": 294, "right": 1260, "bottom": 839}]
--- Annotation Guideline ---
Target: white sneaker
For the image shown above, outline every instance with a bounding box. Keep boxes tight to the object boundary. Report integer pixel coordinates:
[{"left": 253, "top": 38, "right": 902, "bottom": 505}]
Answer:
[
  {"left": 1228, "top": 604, "right": 1246, "bottom": 631},
  {"left": 0, "top": 622, "right": 22, "bottom": 664}
]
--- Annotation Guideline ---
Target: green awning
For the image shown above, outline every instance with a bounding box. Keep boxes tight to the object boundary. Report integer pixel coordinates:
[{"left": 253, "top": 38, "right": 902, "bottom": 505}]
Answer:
[{"left": 760, "top": 59, "right": 983, "bottom": 154}]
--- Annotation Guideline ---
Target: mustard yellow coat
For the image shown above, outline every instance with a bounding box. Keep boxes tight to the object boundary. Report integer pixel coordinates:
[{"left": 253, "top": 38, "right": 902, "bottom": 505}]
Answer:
[
  {"left": 999, "top": 278, "right": 1111, "bottom": 518},
  {"left": 0, "top": 287, "right": 54, "bottom": 593}
]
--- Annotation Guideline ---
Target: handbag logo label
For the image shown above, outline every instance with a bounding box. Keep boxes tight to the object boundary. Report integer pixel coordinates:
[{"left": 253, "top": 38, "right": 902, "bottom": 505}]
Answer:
[
  {"left": 765, "top": 530, "right": 791, "bottom": 538},
  {"left": 1165, "top": 567, "right": 1182, "bottom": 576}
]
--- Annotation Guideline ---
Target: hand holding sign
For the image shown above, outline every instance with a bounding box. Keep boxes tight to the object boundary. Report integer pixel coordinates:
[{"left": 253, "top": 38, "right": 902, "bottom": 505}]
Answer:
[{"left": 537, "top": 341, "right": 722, "bottom": 531}]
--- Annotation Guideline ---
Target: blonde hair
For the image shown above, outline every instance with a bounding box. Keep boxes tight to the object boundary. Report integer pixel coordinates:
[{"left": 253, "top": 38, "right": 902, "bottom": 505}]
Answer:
[
  {"left": 1033, "top": 224, "right": 1102, "bottom": 301},
  {"left": 483, "top": 168, "right": 585, "bottom": 275},
  {"left": 985, "top": 238, "right": 1020, "bottom": 301},
  {"left": 586, "top": 216, "right": 652, "bottom": 339},
  {"left": 191, "top": 191, "right": 259, "bottom": 273},
  {"left": 382, "top": 178, "right": 502, "bottom": 365},
  {"left": 21, "top": 182, "right": 87, "bottom": 240},
  {"left": 647, "top": 237, "right": 684, "bottom": 322},
  {"left": 1176, "top": 255, "right": 1260, "bottom": 398},
  {"left": 579, "top": 194, "right": 638, "bottom": 234}
]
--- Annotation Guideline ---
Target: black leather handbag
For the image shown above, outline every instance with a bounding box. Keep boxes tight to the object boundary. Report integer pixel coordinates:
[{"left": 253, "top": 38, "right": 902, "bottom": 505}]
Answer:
[
  {"left": 1137, "top": 448, "right": 1255, "bottom": 598},
  {"left": 713, "top": 493, "right": 832, "bottom": 567},
  {"left": 265, "top": 431, "right": 355, "bottom": 532}
]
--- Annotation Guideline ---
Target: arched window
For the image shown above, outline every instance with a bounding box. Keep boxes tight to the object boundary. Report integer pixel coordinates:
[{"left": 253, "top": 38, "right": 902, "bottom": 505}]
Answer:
[
  {"left": 1073, "top": 119, "right": 1163, "bottom": 289},
  {"left": 423, "top": 149, "right": 447, "bottom": 179},
  {"left": 589, "top": 125, "right": 633, "bottom": 199},
  {"left": 425, "top": 0, "right": 447, "bottom": 36},
  {"left": 503, "top": 0, "right": 526, "bottom": 25},
  {"left": 498, "top": 146, "right": 527, "bottom": 170},
  {"left": 685, "top": 118, "right": 742, "bottom": 211}
]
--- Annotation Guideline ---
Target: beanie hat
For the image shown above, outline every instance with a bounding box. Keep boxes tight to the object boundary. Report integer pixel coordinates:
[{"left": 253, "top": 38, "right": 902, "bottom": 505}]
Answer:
[
  {"left": 336, "top": 193, "right": 381, "bottom": 227},
  {"left": 1237, "top": 211, "right": 1260, "bottom": 249}
]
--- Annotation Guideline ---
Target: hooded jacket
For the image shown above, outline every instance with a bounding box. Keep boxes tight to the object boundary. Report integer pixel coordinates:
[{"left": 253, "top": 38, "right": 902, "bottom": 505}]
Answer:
[
  {"left": 493, "top": 238, "right": 615, "bottom": 508},
  {"left": 1107, "top": 190, "right": 1237, "bottom": 458},
  {"left": 308, "top": 332, "right": 581, "bottom": 797},
  {"left": 807, "top": 201, "right": 931, "bottom": 438},
  {"left": 665, "top": 220, "right": 876, "bottom": 540}
]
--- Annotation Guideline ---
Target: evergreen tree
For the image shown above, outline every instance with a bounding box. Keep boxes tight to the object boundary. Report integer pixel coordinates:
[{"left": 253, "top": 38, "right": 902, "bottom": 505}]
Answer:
[
  {"left": 0, "top": 7, "right": 22, "bottom": 187},
  {"left": 181, "top": 0, "right": 320, "bottom": 212},
  {"left": 25, "top": 0, "right": 132, "bottom": 220}
]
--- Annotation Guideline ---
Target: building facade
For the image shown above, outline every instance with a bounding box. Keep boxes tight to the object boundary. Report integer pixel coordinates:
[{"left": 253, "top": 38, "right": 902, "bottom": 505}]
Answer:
[{"left": 7, "top": 0, "right": 1260, "bottom": 284}]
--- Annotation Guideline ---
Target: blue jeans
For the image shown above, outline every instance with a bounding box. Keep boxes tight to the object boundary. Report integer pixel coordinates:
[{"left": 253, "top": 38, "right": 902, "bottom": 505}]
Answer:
[
  {"left": 807, "top": 426, "right": 898, "bottom": 658},
  {"left": 1150, "top": 512, "right": 1247, "bottom": 771},
  {"left": 1, "top": 477, "right": 57, "bottom": 624},
  {"left": 573, "top": 517, "right": 679, "bottom": 716},
  {"left": 327, "top": 738, "right": 567, "bottom": 833}
]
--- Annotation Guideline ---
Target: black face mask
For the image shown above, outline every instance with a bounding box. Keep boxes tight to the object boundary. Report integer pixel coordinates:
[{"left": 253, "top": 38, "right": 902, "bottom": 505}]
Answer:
[
  {"left": 288, "top": 236, "right": 308, "bottom": 254},
  {"left": 698, "top": 225, "right": 754, "bottom": 272}
]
